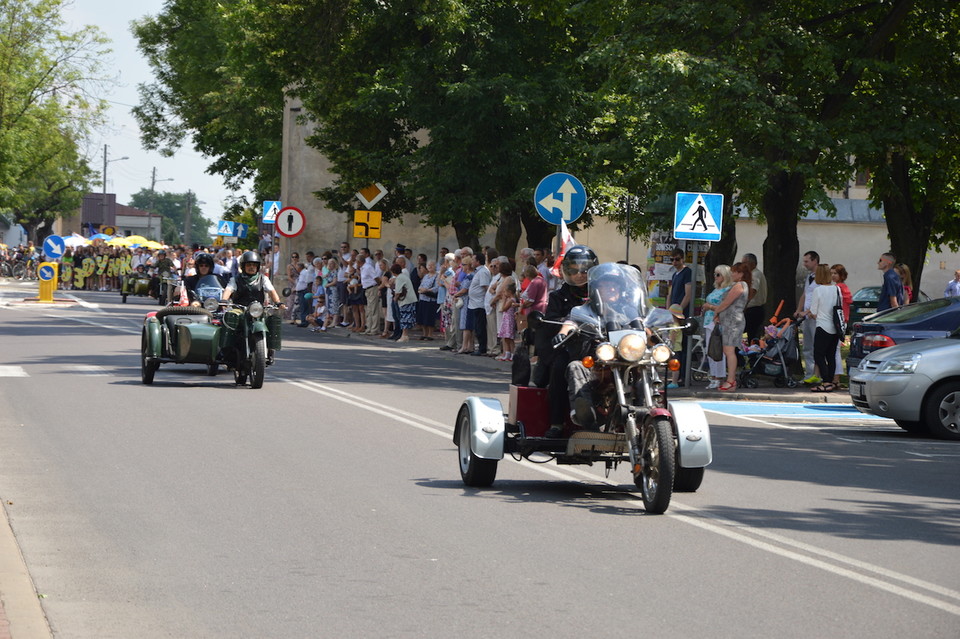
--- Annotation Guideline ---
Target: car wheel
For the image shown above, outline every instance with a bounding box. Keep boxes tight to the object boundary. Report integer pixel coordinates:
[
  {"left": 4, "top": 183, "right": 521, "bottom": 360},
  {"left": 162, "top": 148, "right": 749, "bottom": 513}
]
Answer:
[
  {"left": 893, "top": 419, "right": 926, "bottom": 434},
  {"left": 923, "top": 383, "right": 960, "bottom": 441}
]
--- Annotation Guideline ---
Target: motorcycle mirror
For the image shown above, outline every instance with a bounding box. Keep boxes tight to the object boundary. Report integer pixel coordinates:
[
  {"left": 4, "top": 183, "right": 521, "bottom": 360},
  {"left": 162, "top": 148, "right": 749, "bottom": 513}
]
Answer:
[
  {"left": 281, "top": 287, "right": 292, "bottom": 297},
  {"left": 527, "top": 311, "right": 544, "bottom": 329},
  {"left": 682, "top": 316, "right": 700, "bottom": 336}
]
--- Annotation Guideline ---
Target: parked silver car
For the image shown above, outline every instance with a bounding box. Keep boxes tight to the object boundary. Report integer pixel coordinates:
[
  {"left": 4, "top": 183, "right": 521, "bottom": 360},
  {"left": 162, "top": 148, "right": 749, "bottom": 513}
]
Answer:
[{"left": 849, "top": 333, "right": 960, "bottom": 440}]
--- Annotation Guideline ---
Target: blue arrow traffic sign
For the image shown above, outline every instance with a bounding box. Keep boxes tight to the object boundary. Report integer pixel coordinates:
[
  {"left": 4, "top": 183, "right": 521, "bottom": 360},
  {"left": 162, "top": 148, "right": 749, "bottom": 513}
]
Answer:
[
  {"left": 234, "top": 223, "right": 248, "bottom": 239},
  {"left": 38, "top": 264, "right": 56, "bottom": 281},
  {"left": 674, "top": 192, "right": 723, "bottom": 241},
  {"left": 42, "top": 235, "right": 65, "bottom": 260},
  {"left": 534, "top": 173, "right": 587, "bottom": 225}
]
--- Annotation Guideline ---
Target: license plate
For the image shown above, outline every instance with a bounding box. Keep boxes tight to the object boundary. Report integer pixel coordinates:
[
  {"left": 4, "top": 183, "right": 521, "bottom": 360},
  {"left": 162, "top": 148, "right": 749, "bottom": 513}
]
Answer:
[{"left": 850, "top": 381, "right": 865, "bottom": 398}]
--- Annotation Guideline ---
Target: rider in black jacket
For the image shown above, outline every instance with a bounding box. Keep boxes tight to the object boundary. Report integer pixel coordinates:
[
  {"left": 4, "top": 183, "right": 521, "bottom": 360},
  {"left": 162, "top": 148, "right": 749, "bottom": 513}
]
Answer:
[{"left": 531, "top": 245, "right": 598, "bottom": 438}]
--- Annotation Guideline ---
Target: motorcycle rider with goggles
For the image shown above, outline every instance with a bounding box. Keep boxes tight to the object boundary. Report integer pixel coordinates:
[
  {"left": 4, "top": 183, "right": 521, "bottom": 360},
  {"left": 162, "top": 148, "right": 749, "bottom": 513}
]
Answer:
[
  {"left": 548, "top": 263, "right": 651, "bottom": 436},
  {"left": 222, "top": 251, "right": 282, "bottom": 306}
]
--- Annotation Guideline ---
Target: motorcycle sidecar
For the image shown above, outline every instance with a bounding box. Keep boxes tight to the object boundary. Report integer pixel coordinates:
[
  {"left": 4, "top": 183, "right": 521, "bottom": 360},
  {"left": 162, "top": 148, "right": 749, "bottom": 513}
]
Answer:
[
  {"left": 141, "top": 306, "right": 221, "bottom": 383},
  {"left": 121, "top": 274, "right": 152, "bottom": 303}
]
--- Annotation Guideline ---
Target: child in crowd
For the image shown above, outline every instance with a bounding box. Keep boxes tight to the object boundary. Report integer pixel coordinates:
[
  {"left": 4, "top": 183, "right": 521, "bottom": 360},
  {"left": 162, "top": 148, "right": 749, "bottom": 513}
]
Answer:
[{"left": 495, "top": 279, "right": 518, "bottom": 361}]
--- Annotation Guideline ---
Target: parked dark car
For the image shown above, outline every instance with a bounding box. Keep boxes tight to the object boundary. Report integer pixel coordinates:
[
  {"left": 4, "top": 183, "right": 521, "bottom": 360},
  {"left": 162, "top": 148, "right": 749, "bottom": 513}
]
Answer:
[
  {"left": 847, "top": 297, "right": 960, "bottom": 373},
  {"left": 848, "top": 286, "right": 931, "bottom": 327}
]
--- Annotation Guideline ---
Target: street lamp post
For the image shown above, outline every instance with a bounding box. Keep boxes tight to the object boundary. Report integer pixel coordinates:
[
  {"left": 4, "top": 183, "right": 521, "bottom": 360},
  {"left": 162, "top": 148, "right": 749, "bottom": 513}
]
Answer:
[
  {"left": 147, "top": 167, "right": 174, "bottom": 241},
  {"left": 101, "top": 144, "right": 128, "bottom": 234}
]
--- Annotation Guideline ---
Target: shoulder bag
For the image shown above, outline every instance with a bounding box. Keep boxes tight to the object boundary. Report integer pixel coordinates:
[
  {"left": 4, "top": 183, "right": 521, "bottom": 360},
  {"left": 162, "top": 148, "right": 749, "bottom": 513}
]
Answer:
[{"left": 832, "top": 287, "right": 847, "bottom": 335}]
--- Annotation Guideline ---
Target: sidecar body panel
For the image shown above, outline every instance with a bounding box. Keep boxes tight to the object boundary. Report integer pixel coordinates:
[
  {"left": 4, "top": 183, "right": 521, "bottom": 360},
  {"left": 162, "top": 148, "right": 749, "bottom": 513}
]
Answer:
[
  {"left": 459, "top": 396, "right": 505, "bottom": 461},
  {"left": 668, "top": 400, "right": 713, "bottom": 468},
  {"left": 175, "top": 323, "right": 220, "bottom": 363}
]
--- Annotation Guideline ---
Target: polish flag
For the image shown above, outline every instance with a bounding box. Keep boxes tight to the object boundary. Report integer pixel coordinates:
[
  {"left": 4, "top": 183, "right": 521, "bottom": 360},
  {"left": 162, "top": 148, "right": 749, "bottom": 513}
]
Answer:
[{"left": 549, "top": 219, "right": 576, "bottom": 278}]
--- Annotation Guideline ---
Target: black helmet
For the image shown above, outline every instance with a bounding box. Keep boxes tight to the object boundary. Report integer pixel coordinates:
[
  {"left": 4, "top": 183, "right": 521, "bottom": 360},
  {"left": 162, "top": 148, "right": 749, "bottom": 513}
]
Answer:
[
  {"left": 195, "top": 253, "right": 214, "bottom": 269},
  {"left": 561, "top": 245, "right": 598, "bottom": 286},
  {"left": 239, "top": 250, "right": 261, "bottom": 273}
]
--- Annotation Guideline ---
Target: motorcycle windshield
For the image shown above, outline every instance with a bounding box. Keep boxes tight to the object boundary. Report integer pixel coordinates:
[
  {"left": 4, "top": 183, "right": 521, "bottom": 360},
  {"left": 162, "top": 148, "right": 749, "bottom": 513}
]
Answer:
[
  {"left": 196, "top": 274, "right": 223, "bottom": 300},
  {"left": 585, "top": 263, "right": 650, "bottom": 330}
]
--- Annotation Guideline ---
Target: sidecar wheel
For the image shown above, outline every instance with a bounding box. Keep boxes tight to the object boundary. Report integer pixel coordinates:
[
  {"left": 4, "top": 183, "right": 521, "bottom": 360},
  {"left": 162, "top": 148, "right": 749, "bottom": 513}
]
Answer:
[
  {"left": 122, "top": 293, "right": 128, "bottom": 303},
  {"left": 457, "top": 405, "right": 497, "bottom": 487},
  {"left": 634, "top": 417, "right": 675, "bottom": 514},
  {"left": 141, "top": 331, "right": 158, "bottom": 384},
  {"left": 250, "top": 334, "right": 266, "bottom": 389}
]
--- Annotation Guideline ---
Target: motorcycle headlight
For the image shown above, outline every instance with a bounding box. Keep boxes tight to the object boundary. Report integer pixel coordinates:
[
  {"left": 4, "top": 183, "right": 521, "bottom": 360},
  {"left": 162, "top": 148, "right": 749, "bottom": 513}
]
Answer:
[
  {"left": 223, "top": 308, "right": 242, "bottom": 330},
  {"left": 203, "top": 297, "right": 220, "bottom": 312},
  {"left": 248, "top": 301, "right": 264, "bottom": 318},
  {"left": 595, "top": 342, "right": 617, "bottom": 362},
  {"left": 617, "top": 332, "right": 647, "bottom": 362},
  {"left": 651, "top": 344, "right": 672, "bottom": 363},
  {"left": 878, "top": 353, "right": 921, "bottom": 374}
]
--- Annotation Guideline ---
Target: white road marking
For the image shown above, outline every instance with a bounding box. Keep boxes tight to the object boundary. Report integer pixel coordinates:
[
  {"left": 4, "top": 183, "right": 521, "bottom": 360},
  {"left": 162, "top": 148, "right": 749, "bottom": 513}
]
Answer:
[
  {"left": 281, "top": 377, "right": 960, "bottom": 618},
  {"left": 0, "top": 366, "right": 28, "bottom": 377}
]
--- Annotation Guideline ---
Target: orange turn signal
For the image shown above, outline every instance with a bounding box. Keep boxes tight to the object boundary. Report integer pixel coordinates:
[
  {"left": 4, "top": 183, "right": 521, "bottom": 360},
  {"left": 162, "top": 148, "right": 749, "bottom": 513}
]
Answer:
[
  {"left": 582, "top": 356, "right": 595, "bottom": 369},
  {"left": 667, "top": 358, "right": 681, "bottom": 371}
]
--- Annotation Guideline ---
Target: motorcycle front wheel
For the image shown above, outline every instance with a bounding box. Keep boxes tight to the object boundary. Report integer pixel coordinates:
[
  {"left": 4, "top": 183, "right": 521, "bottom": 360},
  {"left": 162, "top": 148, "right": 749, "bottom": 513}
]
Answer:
[
  {"left": 635, "top": 417, "right": 675, "bottom": 514},
  {"left": 250, "top": 334, "right": 266, "bottom": 389}
]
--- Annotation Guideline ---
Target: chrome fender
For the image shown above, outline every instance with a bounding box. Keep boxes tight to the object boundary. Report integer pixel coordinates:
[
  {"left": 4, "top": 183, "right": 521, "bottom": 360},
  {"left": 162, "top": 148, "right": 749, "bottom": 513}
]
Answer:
[
  {"left": 453, "top": 397, "right": 505, "bottom": 461},
  {"left": 668, "top": 400, "right": 713, "bottom": 468}
]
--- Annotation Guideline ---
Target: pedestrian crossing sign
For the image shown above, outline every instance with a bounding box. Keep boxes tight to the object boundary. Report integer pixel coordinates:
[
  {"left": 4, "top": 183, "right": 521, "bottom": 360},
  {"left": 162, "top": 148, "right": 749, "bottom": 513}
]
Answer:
[{"left": 674, "top": 192, "right": 723, "bottom": 241}]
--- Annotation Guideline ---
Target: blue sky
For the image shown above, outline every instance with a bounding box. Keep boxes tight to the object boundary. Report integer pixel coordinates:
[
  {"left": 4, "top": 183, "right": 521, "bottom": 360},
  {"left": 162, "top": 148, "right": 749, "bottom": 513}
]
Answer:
[{"left": 61, "top": 0, "right": 250, "bottom": 226}]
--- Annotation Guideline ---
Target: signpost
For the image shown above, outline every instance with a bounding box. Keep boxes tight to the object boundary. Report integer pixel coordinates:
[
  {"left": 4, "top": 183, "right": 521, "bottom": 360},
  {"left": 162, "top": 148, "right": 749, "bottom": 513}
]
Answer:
[
  {"left": 42, "top": 235, "right": 66, "bottom": 261},
  {"left": 37, "top": 262, "right": 58, "bottom": 302},
  {"left": 262, "top": 201, "right": 282, "bottom": 224},
  {"left": 353, "top": 211, "right": 382, "bottom": 240},
  {"left": 356, "top": 184, "right": 388, "bottom": 209},
  {"left": 674, "top": 191, "right": 724, "bottom": 388},
  {"left": 275, "top": 207, "right": 306, "bottom": 238},
  {"left": 534, "top": 172, "right": 587, "bottom": 225}
]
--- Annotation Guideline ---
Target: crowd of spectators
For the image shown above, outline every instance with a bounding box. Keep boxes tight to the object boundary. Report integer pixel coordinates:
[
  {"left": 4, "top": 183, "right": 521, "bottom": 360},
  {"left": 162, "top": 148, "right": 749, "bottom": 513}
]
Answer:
[{"left": 287, "top": 242, "right": 561, "bottom": 361}]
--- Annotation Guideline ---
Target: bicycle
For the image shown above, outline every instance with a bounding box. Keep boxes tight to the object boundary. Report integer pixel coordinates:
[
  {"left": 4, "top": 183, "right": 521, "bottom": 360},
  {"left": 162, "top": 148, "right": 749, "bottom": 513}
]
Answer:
[{"left": 687, "top": 331, "right": 710, "bottom": 382}]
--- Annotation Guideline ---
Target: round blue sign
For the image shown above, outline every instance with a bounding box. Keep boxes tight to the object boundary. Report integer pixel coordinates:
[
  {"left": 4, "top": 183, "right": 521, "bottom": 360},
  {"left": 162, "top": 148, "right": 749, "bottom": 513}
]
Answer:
[
  {"left": 43, "top": 235, "right": 66, "bottom": 260},
  {"left": 534, "top": 172, "right": 587, "bottom": 225},
  {"left": 38, "top": 265, "right": 56, "bottom": 281}
]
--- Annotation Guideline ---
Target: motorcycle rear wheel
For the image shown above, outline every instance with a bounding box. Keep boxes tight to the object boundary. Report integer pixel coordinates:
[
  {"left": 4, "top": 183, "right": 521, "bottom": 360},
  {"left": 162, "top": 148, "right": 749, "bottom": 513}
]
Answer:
[
  {"left": 250, "top": 334, "right": 266, "bottom": 389},
  {"left": 634, "top": 417, "right": 675, "bottom": 514}
]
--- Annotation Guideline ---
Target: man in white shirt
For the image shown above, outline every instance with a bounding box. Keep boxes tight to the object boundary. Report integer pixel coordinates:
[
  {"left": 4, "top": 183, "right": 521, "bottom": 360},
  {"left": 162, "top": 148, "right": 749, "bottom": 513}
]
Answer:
[
  {"left": 483, "top": 250, "right": 501, "bottom": 356},
  {"left": 467, "top": 253, "right": 492, "bottom": 355},
  {"left": 741, "top": 252, "right": 767, "bottom": 340},
  {"left": 294, "top": 254, "right": 316, "bottom": 327},
  {"left": 360, "top": 247, "right": 383, "bottom": 334}
]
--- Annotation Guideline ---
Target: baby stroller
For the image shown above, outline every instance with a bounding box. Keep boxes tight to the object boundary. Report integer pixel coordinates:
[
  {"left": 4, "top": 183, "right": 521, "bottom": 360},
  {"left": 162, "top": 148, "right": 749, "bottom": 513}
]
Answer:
[{"left": 738, "top": 318, "right": 799, "bottom": 388}]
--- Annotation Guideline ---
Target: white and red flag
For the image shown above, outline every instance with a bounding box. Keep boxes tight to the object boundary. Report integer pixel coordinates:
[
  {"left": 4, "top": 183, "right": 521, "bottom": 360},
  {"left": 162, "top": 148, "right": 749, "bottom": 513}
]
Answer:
[{"left": 549, "top": 219, "right": 576, "bottom": 278}]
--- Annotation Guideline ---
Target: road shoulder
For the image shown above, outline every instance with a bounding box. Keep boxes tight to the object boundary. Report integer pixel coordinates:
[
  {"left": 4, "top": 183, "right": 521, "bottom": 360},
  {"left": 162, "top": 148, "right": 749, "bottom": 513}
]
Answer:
[{"left": 0, "top": 502, "right": 51, "bottom": 638}]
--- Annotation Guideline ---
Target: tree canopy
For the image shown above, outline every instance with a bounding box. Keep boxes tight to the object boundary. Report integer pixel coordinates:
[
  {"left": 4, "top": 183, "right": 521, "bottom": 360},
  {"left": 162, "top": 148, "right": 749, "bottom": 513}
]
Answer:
[{"left": 0, "top": 0, "right": 107, "bottom": 242}]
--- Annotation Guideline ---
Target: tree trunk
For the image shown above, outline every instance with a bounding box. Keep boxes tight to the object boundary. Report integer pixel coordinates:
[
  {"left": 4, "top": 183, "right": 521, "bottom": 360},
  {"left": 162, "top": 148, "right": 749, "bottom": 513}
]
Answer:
[
  {"left": 452, "top": 221, "right": 479, "bottom": 252},
  {"left": 883, "top": 152, "right": 933, "bottom": 301},
  {"left": 520, "top": 208, "right": 554, "bottom": 254},
  {"left": 761, "top": 170, "right": 805, "bottom": 319},
  {"left": 494, "top": 206, "right": 523, "bottom": 259}
]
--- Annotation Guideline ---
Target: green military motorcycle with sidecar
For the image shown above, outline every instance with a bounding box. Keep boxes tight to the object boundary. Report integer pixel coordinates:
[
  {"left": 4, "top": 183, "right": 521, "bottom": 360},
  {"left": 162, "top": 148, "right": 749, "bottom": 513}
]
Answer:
[{"left": 140, "top": 275, "right": 283, "bottom": 388}]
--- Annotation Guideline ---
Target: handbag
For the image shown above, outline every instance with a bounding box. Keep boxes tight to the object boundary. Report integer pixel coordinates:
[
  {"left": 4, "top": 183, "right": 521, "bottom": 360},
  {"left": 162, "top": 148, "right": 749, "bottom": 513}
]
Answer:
[
  {"left": 708, "top": 326, "right": 724, "bottom": 361},
  {"left": 832, "top": 287, "right": 847, "bottom": 334}
]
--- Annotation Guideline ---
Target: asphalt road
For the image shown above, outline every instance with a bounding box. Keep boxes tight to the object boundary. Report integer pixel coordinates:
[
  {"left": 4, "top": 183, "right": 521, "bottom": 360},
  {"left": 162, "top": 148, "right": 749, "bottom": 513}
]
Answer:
[{"left": 1, "top": 285, "right": 958, "bottom": 638}]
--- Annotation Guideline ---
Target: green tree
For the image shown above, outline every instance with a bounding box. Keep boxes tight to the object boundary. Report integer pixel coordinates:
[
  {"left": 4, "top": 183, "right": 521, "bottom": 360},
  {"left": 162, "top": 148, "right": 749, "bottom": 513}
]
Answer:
[
  {"left": 0, "top": 0, "right": 107, "bottom": 241},
  {"left": 586, "top": 0, "right": 920, "bottom": 316},
  {"left": 129, "top": 189, "right": 213, "bottom": 246},
  {"left": 224, "top": 0, "right": 600, "bottom": 252},
  {"left": 849, "top": 3, "right": 960, "bottom": 296},
  {"left": 133, "top": 0, "right": 284, "bottom": 202}
]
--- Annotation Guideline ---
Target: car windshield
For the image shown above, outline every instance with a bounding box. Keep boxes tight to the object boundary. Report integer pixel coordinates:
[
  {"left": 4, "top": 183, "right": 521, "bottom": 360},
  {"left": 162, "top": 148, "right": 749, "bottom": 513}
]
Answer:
[
  {"left": 870, "top": 298, "right": 952, "bottom": 323},
  {"left": 852, "top": 287, "right": 881, "bottom": 302}
]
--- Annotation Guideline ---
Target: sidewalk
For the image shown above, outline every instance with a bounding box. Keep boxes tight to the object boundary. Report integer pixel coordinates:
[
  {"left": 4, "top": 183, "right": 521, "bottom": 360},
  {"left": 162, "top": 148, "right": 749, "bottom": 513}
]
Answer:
[{"left": 323, "top": 326, "right": 850, "bottom": 404}]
